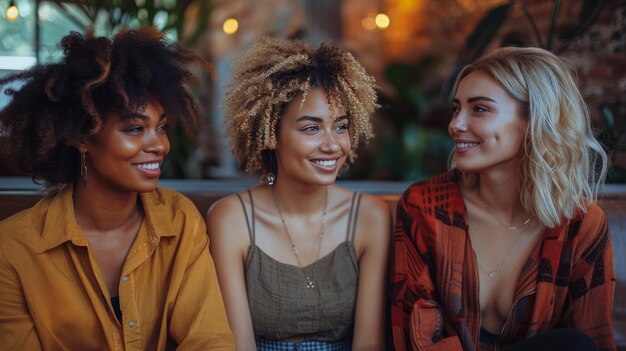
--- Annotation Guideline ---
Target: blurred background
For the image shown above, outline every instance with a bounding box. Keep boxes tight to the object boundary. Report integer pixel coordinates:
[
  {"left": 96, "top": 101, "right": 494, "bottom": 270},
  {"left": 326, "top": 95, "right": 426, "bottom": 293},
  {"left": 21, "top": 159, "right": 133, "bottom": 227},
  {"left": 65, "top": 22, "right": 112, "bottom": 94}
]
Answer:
[{"left": 0, "top": 0, "right": 624, "bottom": 183}]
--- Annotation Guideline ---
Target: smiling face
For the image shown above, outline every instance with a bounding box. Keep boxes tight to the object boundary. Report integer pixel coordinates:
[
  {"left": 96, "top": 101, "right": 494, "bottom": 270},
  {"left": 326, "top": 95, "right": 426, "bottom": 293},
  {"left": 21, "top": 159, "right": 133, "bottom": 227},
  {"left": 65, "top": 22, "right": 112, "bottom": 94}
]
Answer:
[
  {"left": 449, "top": 70, "right": 528, "bottom": 173},
  {"left": 274, "top": 87, "right": 350, "bottom": 187},
  {"left": 82, "top": 99, "right": 170, "bottom": 194}
]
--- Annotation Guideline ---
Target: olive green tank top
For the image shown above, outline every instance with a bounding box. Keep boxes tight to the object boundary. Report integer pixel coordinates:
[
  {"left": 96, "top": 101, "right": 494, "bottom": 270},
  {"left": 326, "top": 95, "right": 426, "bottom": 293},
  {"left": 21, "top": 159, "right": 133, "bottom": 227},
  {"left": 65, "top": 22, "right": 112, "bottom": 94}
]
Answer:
[{"left": 238, "top": 190, "right": 361, "bottom": 342}]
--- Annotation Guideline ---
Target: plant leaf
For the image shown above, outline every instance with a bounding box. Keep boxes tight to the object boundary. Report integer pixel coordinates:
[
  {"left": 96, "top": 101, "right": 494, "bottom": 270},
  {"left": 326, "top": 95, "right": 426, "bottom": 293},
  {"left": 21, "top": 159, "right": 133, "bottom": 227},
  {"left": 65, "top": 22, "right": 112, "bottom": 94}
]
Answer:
[
  {"left": 519, "top": 2, "right": 544, "bottom": 47},
  {"left": 443, "top": 3, "right": 514, "bottom": 99},
  {"left": 459, "top": 2, "right": 514, "bottom": 64},
  {"left": 558, "top": 0, "right": 607, "bottom": 52},
  {"left": 546, "top": 0, "right": 563, "bottom": 50},
  {"left": 602, "top": 104, "right": 615, "bottom": 129}
]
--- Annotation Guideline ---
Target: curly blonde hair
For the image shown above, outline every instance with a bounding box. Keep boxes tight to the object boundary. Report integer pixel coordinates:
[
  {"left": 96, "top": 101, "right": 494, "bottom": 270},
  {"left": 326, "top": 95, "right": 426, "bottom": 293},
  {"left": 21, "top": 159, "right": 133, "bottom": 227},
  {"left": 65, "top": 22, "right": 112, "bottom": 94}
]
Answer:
[
  {"left": 450, "top": 47, "right": 608, "bottom": 228},
  {"left": 222, "top": 37, "right": 378, "bottom": 178}
]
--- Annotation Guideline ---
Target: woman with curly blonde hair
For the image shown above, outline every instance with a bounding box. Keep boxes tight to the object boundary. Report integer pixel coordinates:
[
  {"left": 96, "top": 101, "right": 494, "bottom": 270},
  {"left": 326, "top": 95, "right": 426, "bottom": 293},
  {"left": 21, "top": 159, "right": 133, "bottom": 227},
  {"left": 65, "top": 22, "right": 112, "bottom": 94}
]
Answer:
[
  {"left": 207, "top": 37, "right": 390, "bottom": 350},
  {"left": 392, "top": 47, "right": 615, "bottom": 351}
]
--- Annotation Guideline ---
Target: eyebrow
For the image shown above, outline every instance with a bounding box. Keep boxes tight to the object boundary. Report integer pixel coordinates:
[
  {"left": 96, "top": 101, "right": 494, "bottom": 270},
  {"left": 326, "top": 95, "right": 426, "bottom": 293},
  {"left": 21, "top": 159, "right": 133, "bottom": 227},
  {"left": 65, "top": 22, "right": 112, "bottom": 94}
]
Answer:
[
  {"left": 451, "top": 96, "right": 497, "bottom": 104},
  {"left": 120, "top": 112, "right": 167, "bottom": 122},
  {"left": 295, "top": 115, "right": 349, "bottom": 123}
]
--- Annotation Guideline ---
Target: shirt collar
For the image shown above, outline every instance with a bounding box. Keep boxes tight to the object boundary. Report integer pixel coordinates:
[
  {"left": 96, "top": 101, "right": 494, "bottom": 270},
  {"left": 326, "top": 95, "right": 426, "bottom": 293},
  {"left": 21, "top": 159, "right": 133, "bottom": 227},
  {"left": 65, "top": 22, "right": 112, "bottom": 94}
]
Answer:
[
  {"left": 139, "top": 190, "right": 177, "bottom": 239},
  {"left": 38, "top": 185, "right": 85, "bottom": 252},
  {"left": 38, "top": 186, "right": 177, "bottom": 253}
]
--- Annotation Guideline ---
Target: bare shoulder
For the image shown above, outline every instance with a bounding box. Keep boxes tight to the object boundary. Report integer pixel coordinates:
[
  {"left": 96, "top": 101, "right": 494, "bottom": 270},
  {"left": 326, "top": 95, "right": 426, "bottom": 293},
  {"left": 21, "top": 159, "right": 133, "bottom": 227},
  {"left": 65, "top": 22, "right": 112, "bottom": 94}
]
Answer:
[
  {"left": 328, "top": 185, "right": 390, "bottom": 215},
  {"left": 206, "top": 192, "right": 251, "bottom": 249},
  {"left": 354, "top": 192, "right": 392, "bottom": 250},
  {"left": 207, "top": 193, "right": 245, "bottom": 221},
  {"left": 359, "top": 193, "right": 392, "bottom": 220}
]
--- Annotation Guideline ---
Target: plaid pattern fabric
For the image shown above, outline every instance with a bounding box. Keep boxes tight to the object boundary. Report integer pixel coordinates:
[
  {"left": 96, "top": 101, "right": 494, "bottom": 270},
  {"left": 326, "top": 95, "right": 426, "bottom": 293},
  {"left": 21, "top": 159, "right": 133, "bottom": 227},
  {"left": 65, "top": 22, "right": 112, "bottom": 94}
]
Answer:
[
  {"left": 256, "top": 339, "right": 350, "bottom": 351},
  {"left": 391, "top": 170, "right": 616, "bottom": 351}
]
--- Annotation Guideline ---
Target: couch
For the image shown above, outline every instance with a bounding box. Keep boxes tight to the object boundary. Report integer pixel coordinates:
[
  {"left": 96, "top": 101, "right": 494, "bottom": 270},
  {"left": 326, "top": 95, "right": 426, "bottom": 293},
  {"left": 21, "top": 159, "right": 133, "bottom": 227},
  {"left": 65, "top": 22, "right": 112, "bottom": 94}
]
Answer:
[{"left": 1, "top": 178, "right": 624, "bottom": 349}]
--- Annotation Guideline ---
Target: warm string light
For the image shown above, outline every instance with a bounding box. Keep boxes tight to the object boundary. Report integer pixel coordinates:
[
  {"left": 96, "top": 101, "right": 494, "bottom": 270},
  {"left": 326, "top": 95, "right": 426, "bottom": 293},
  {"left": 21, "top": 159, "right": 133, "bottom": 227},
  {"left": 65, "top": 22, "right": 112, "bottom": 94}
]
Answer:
[
  {"left": 223, "top": 17, "right": 238, "bottom": 34},
  {"left": 6, "top": 0, "right": 19, "bottom": 21},
  {"left": 361, "top": 14, "right": 376, "bottom": 30},
  {"left": 361, "top": 12, "right": 390, "bottom": 31},
  {"left": 375, "top": 13, "right": 390, "bottom": 29}
]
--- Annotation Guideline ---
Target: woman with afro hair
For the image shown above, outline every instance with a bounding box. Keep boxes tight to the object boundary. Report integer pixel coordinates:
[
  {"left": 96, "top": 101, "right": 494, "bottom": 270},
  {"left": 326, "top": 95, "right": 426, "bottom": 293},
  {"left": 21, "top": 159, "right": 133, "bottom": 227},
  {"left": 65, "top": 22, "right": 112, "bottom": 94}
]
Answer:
[
  {"left": 0, "top": 27, "right": 233, "bottom": 349},
  {"left": 207, "top": 37, "right": 391, "bottom": 350}
]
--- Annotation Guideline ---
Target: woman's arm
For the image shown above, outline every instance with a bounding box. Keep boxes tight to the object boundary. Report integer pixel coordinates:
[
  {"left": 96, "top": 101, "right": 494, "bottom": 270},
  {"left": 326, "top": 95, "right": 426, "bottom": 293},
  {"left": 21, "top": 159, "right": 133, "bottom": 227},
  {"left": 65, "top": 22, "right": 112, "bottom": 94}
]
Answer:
[
  {"left": 563, "top": 205, "right": 616, "bottom": 351},
  {"left": 168, "top": 200, "right": 234, "bottom": 350},
  {"left": 0, "top": 243, "right": 43, "bottom": 350},
  {"left": 391, "top": 189, "right": 464, "bottom": 351},
  {"left": 207, "top": 195, "right": 258, "bottom": 351},
  {"left": 351, "top": 194, "right": 391, "bottom": 350}
]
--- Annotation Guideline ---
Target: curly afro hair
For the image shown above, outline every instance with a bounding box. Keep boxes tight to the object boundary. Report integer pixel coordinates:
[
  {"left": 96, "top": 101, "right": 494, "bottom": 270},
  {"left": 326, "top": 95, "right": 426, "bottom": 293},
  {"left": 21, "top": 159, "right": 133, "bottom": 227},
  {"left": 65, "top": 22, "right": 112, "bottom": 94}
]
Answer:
[
  {"left": 0, "top": 26, "right": 214, "bottom": 187},
  {"left": 222, "top": 37, "right": 378, "bottom": 179}
]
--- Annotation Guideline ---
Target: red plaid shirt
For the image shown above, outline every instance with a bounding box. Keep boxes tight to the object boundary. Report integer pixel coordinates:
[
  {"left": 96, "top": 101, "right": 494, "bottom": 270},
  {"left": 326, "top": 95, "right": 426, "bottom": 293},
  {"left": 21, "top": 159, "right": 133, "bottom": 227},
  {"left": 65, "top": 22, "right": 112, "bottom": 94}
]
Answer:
[{"left": 391, "top": 170, "right": 616, "bottom": 351}]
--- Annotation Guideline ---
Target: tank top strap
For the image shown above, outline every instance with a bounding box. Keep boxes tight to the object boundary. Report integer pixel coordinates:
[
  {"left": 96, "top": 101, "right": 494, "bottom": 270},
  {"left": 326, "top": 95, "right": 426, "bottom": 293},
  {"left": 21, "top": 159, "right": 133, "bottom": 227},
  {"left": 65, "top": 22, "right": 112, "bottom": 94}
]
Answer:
[
  {"left": 236, "top": 189, "right": 256, "bottom": 244},
  {"left": 345, "top": 192, "right": 362, "bottom": 242}
]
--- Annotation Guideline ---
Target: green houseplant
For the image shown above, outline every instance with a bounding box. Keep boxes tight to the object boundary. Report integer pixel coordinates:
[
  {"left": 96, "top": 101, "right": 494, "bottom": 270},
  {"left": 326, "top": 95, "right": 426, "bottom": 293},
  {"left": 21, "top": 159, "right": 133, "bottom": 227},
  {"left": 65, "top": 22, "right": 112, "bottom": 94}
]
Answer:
[
  {"left": 443, "top": 0, "right": 626, "bottom": 182},
  {"left": 442, "top": 0, "right": 609, "bottom": 98},
  {"left": 378, "top": 54, "right": 453, "bottom": 180},
  {"left": 380, "top": 0, "right": 611, "bottom": 181}
]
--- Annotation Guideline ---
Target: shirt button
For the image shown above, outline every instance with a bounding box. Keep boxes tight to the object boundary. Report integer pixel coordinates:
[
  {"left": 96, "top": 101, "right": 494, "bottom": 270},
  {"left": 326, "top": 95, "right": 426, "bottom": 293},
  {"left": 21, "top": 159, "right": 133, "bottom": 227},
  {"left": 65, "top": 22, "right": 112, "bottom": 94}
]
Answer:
[
  {"left": 128, "top": 321, "right": 136, "bottom": 328},
  {"left": 151, "top": 236, "right": 159, "bottom": 245},
  {"left": 122, "top": 276, "right": 128, "bottom": 283}
]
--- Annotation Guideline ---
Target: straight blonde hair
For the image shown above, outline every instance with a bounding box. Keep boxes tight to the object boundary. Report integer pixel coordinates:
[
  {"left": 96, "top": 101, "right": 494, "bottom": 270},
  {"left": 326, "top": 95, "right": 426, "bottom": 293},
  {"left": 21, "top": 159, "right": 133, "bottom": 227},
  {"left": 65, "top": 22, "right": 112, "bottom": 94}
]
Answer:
[{"left": 450, "top": 47, "right": 607, "bottom": 228}]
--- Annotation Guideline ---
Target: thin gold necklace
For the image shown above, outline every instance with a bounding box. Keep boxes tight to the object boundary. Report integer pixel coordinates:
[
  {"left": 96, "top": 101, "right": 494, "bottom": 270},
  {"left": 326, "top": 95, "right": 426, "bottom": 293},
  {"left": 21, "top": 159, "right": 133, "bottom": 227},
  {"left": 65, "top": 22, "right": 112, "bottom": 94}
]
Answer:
[
  {"left": 272, "top": 187, "right": 327, "bottom": 289},
  {"left": 474, "top": 222, "right": 528, "bottom": 279},
  {"left": 479, "top": 199, "right": 533, "bottom": 231}
]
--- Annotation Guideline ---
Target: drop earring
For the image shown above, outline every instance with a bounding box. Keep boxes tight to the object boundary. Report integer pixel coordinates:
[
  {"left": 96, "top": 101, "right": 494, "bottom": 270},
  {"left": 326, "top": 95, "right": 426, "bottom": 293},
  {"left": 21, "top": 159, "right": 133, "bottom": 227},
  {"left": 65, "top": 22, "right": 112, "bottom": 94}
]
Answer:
[
  {"left": 80, "top": 152, "right": 88, "bottom": 188},
  {"left": 267, "top": 172, "right": 276, "bottom": 185},
  {"left": 263, "top": 149, "right": 277, "bottom": 186}
]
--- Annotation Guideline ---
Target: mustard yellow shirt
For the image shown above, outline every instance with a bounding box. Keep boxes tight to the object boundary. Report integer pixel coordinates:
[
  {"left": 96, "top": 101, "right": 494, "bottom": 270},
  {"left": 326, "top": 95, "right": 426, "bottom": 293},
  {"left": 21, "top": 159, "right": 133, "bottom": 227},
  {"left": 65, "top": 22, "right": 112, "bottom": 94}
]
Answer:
[{"left": 0, "top": 185, "right": 234, "bottom": 350}]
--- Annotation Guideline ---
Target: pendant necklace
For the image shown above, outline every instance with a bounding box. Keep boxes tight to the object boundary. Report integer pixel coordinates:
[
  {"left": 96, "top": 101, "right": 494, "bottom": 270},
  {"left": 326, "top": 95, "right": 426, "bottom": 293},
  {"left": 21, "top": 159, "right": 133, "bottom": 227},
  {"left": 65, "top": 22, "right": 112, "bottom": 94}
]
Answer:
[
  {"left": 475, "top": 229, "right": 525, "bottom": 279},
  {"left": 273, "top": 187, "right": 327, "bottom": 289},
  {"left": 476, "top": 196, "right": 534, "bottom": 278}
]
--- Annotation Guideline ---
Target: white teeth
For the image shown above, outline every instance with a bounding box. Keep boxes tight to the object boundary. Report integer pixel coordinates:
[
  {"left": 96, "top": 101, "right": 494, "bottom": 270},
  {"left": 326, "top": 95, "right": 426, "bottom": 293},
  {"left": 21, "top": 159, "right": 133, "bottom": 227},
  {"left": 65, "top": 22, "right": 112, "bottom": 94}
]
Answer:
[
  {"left": 136, "top": 162, "right": 159, "bottom": 170},
  {"left": 456, "top": 142, "right": 478, "bottom": 148},
  {"left": 313, "top": 159, "right": 337, "bottom": 167}
]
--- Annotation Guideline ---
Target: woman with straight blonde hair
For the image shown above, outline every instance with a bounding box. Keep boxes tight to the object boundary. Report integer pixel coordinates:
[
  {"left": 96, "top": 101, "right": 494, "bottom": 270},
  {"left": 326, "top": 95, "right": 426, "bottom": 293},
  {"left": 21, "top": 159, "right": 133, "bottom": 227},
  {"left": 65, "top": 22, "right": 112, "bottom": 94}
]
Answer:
[{"left": 391, "top": 47, "right": 615, "bottom": 351}]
